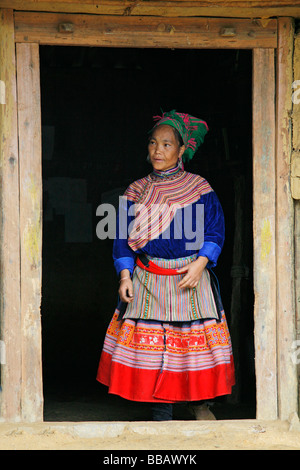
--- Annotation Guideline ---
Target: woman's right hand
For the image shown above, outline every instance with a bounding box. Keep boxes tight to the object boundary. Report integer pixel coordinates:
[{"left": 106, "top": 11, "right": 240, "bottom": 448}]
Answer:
[{"left": 118, "top": 277, "right": 134, "bottom": 303}]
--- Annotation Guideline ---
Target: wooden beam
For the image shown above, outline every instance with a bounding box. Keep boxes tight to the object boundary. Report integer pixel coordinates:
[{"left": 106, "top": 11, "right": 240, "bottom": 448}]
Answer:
[
  {"left": 16, "top": 42, "right": 43, "bottom": 422},
  {"left": 2, "top": 0, "right": 300, "bottom": 18},
  {"left": 0, "top": 8, "right": 22, "bottom": 422},
  {"left": 276, "top": 17, "right": 297, "bottom": 421},
  {"left": 252, "top": 48, "right": 278, "bottom": 420},
  {"left": 14, "top": 12, "right": 277, "bottom": 48}
]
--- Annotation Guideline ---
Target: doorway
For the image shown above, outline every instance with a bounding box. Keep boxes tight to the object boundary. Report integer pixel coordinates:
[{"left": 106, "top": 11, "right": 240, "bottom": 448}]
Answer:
[{"left": 40, "top": 46, "right": 255, "bottom": 421}]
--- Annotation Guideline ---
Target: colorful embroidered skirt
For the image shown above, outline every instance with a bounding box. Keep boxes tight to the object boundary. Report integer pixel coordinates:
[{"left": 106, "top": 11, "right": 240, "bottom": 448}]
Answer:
[{"left": 96, "top": 310, "right": 235, "bottom": 403}]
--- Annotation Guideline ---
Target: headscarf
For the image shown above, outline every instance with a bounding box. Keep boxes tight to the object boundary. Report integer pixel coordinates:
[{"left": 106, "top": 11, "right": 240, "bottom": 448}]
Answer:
[{"left": 151, "top": 110, "right": 209, "bottom": 163}]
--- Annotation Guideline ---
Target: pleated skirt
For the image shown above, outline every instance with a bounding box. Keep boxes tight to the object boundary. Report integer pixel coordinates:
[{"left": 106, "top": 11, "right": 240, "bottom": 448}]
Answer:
[{"left": 96, "top": 310, "right": 235, "bottom": 403}]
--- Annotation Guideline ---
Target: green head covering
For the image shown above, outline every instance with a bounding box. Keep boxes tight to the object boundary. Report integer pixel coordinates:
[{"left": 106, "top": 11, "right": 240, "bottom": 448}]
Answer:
[{"left": 151, "top": 110, "right": 209, "bottom": 163}]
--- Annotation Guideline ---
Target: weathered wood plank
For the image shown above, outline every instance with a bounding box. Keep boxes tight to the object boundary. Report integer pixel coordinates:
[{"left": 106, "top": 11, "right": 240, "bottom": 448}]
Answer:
[
  {"left": 292, "top": 33, "right": 300, "bottom": 200},
  {"left": 2, "top": 0, "right": 300, "bottom": 18},
  {"left": 0, "top": 8, "right": 22, "bottom": 422},
  {"left": 14, "top": 12, "right": 277, "bottom": 48},
  {"left": 252, "top": 48, "right": 278, "bottom": 420},
  {"left": 291, "top": 151, "right": 300, "bottom": 199},
  {"left": 16, "top": 42, "right": 43, "bottom": 422},
  {"left": 293, "top": 34, "right": 300, "bottom": 394},
  {"left": 292, "top": 35, "right": 300, "bottom": 152},
  {"left": 295, "top": 201, "right": 300, "bottom": 412},
  {"left": 276, "top": 17, "right": 297, "bottom": 421}
]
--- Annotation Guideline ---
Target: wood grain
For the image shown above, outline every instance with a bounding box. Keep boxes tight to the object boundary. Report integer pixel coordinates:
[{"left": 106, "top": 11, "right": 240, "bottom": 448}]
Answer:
[
  {"left": 16, "top": 42, "right": 43, "bottom": 422},
  {"left": 0, "top": 8, "right": 22, "bottom": 422},
  {"left": 14, "top": 12, "right": 277, "bottom": 48},
  {"left": 276, "top": 17, "right": 297, "bottom": 421},
  {"left": 252, "top": 48, "right": 277, "bottom": 420},
  {"left": 1, "top": 0, "right": 300, "bottom": 18}
]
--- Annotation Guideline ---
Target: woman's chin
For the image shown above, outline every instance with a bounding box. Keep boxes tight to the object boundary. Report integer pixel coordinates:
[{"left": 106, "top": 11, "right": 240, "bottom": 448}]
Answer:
[
  {"left": 152, "top": 164, "right": 165, "bottom": 171},
  {"left": 151, "top": 162, "right": 171, "bottom": 171}
]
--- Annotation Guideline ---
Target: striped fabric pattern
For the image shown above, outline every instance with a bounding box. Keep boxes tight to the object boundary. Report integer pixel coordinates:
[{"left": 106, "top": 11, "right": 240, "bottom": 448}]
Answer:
[
  {"left": 124, "top": 171, "right": 212, "bottom": 251},
  {"left": 102, "top": 314, "right": 232, "bottom": 372},
  {"left": 123, "top": 255, "right": 219, "bottom": 322},
  {"left": 97, "top": 312, "right": 235, "bottom": 402}
]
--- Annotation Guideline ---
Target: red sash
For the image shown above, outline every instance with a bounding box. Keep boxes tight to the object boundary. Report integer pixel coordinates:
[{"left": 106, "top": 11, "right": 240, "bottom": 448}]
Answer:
[{"left": 136, "top": 256, "right": 188, "bottom": 276}]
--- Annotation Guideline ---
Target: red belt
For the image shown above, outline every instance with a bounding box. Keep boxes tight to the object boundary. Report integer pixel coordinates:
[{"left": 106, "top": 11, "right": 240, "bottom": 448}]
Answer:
[{"left": 136, "top": 256, "right": 188, "bottom": 275}]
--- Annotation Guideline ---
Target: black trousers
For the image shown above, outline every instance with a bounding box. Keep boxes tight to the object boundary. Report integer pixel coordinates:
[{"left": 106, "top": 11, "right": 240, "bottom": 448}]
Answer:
[{"left": 151, "top": 403, "right": 173, "bottom": 421}]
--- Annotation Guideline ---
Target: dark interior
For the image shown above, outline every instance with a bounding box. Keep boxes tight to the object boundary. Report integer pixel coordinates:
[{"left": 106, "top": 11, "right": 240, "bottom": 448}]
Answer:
[{"left": 40, "top": 46, "right": 255, "bottom": 421}]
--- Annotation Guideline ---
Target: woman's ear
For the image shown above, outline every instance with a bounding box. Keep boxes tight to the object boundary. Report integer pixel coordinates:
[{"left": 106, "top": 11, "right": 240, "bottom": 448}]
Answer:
[{"left": 179, "top": 145, "right": 186, "bottom": 159}]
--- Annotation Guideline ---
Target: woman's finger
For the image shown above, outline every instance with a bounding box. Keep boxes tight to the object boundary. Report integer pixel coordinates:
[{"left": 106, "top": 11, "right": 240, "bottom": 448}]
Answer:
[
  {"left": 178, "top": 275, "right": 194, "bottom": 289},
  {"left": 176, "top": 265, "right": 189, "bottom": 274}
]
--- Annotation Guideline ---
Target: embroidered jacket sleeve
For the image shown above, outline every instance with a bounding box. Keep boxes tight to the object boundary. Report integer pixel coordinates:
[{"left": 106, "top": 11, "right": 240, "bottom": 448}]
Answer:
[
  {"left": 112, "top": 182, "right": 141, "bottom": 276},
  {"left": 197, "top": 189, "right": 225, "bottom": 268}
]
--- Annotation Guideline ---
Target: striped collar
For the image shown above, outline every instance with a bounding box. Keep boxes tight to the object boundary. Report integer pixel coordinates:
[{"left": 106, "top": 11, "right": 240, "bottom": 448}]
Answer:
[{"left": 151, "top": 163, "right": 183, "bottom": 180}]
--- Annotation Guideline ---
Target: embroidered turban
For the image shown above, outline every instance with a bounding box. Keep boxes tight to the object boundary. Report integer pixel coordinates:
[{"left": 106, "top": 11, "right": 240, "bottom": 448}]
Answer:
[{"left": 151, "top": 110, "right": 209, "bottom": 163}]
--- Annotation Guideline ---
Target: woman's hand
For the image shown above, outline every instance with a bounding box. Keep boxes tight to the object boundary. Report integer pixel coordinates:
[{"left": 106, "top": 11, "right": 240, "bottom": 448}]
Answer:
[
  {"left": 177, "top": 256, "right": 209, "bottom": 289},
  {"left": 118, "top": 270, "right": 134, "bottom": 303}
]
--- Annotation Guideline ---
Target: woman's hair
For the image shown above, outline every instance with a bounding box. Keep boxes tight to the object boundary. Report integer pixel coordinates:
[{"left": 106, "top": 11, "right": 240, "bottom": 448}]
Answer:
[{"left": 171, "top": 127, "right": 184, "bottom": 147}]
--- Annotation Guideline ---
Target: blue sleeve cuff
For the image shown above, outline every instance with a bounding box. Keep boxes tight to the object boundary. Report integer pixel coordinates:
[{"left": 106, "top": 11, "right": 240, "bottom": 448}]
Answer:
[
  {"left": 114, "top": 257, "right": 135, "bottom": 276},
  {"left": 197, "top": 241, "right": 222, "bottom": 268}
]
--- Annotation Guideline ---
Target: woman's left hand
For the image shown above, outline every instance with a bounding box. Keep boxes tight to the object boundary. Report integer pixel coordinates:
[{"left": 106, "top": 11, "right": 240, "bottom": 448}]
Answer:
[{"left": 177, "top": 256, "right": 209, "bottom": 289}]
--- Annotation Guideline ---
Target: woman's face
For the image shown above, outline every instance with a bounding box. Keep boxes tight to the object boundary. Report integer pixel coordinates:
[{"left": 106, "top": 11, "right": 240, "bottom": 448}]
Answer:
[{"left": 148, "top": 125, "right": 185, "bottom": 172}]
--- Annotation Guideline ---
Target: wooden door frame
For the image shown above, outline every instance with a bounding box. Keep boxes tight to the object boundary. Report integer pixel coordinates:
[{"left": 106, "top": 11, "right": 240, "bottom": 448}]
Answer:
[{"left": 0, "top": 10, "right": 297, "bottom": 422}]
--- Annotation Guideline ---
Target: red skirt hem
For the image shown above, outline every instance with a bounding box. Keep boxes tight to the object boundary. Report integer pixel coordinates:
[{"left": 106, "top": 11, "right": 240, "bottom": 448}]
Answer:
[{"left": 97, "top": 350, "right": 235, "bottom": 403}]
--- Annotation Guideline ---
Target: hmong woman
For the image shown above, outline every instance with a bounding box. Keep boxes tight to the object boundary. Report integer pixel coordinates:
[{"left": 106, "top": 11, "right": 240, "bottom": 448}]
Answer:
[{"left": 96, "top": 110, "right": 235, "bottom": 421}]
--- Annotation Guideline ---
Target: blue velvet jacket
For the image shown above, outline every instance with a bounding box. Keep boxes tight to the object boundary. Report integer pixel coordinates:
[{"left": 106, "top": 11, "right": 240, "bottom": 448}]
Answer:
[{"left": 113, "top": 166, "right": 225, "bottom": 276}]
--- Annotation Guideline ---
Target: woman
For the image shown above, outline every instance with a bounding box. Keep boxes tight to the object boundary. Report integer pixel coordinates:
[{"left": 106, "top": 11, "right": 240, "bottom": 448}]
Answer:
[{"left": 96, "top": 110, "right": 235, "bottom": 420}]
